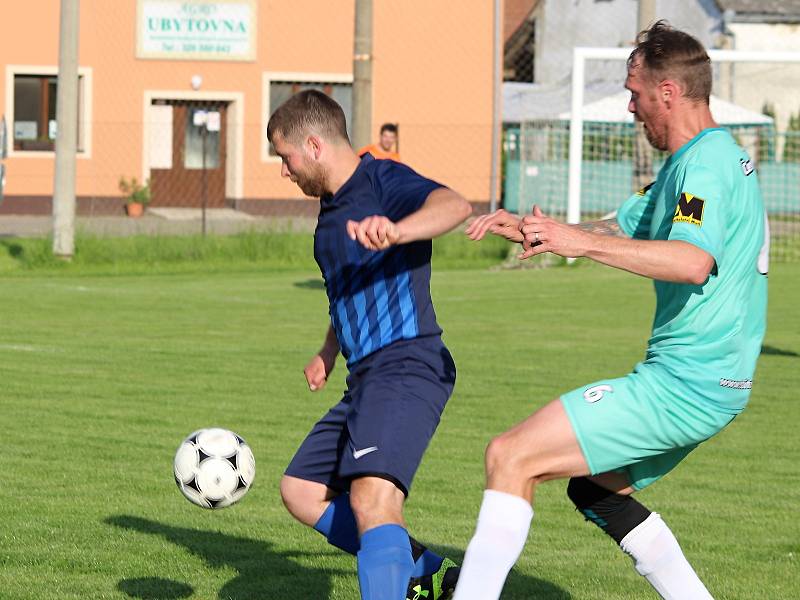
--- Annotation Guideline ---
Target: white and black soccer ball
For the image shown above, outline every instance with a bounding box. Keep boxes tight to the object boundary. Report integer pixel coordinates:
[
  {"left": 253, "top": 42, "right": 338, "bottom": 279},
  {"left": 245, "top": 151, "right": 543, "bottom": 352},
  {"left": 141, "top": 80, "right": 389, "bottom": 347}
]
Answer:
[{"left": 173, "top": 428, "right": 255, "bottom": 509}]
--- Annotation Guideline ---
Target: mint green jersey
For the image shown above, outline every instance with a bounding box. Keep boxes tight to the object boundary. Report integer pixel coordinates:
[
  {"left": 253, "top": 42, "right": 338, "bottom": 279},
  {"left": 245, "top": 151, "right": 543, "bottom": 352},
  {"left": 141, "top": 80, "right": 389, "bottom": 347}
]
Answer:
[{"left": 616, "top": 128, "right": 768, "bottom": 414}]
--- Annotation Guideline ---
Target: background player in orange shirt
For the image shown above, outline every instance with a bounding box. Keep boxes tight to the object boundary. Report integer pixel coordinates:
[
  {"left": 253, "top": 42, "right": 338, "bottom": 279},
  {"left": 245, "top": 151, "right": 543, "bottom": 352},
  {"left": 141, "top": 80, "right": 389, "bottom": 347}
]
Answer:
[{"left": 358, "top": 122, "right": 401, "bottom": 162}]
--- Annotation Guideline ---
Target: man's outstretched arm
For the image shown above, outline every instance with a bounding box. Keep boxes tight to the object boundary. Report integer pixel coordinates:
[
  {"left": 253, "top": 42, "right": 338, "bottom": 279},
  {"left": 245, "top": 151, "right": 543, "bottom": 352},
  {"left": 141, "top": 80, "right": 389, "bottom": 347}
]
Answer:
[
  {"left": 573, "top": 217, "right": 626, "bottom": 237},
  {"left": 465, "top": 210, "right": 625, "bottom": 243},
  {"left": 519, "top": 206, "right": 714, "bottom": 285},
  {"left": 347, "top": 187, "right": 472, "bottom": 250}
]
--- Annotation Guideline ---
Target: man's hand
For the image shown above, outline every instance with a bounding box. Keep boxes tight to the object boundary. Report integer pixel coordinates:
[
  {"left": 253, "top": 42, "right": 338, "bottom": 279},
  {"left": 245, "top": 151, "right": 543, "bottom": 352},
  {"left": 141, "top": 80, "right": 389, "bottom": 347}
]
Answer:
[
  {"left": 465, "top": 209, "right": 524, "bottom": 243},
  {"left": 513, "top": 206, "right": 713, "bottom": 284},
  {"left": 346, "top": 216, "right": 401, "bottom": 251},
  {"left": 518, "top": 205, "right": 590, "bottom": 259},
  {"left": 304, "top": 351, "right": 336, "bottom": 392}
]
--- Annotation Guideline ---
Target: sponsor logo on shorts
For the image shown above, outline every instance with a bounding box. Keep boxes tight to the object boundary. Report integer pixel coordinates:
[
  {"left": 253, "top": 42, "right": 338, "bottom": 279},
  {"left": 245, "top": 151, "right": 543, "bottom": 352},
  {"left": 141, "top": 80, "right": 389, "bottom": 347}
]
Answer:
[
  {"left": 719, "top": 378, "right": 752, "bottom": 390},
  {"left": 740, "top": 158, "right": 755, "bottom": 176},
  {"left": 352, "top": 446, "right": 379, "bottom": 459},
  {"left": 673, "top": 192, "right": 705, "bottom": 226},
  {"left": 583, "top": 384, "right": 613, "bottom": 403}
]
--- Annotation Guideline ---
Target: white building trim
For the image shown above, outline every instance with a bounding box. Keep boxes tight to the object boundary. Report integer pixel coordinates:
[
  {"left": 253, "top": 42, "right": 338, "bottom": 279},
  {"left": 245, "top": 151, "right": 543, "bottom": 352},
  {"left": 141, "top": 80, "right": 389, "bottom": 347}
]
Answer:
[{"left": 142, "top": 89, "right": 245, "bottom": 200}]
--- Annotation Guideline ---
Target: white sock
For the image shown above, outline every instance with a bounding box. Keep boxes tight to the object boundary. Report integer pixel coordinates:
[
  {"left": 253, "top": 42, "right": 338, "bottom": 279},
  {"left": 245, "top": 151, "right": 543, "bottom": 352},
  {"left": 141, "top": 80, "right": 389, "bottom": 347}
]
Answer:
[
  {"left": 452, "top": 489, "right": 534, "bottom": 600},
  {"left": 620, "top": 512, "right": 714, "bottom": 600}
]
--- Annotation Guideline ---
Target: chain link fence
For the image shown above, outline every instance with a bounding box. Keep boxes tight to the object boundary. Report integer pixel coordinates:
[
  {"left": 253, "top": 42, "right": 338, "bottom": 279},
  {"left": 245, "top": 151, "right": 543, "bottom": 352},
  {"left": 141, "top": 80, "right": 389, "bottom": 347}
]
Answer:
[
  {"left": 502, "top": 6, "right": 800, "bottom": 262},
  {"left": 505, "top": 122, "right": 800, "bottom": 261},
  {"left": 3, "top": 0, "right": 799, "bottom": 262},
  {"left": 0, "top": 0, "right": 494, "bottom": 227}
]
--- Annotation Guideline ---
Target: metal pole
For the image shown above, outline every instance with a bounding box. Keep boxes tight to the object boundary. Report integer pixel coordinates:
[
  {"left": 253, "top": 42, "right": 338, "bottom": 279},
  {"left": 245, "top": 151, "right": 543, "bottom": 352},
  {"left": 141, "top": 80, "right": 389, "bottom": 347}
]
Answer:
[
  {"left": 633, "top": 0, "right": 655, "bottom": 191},
  {"left": 489, "top": 0, "right": 502, "bottom": 212},
  {"left": 637, "top": 0, "right": 656, "bottom": 34},
  {"left": 201, "top": 120, "right": 207, "bottom": 237},
  {"left": 567, "top": 48, "right": 585, "bottom": 227},
  {"left": 352, "top": 0, "right": 373, "bottom": 150},
  {"left": 52, "top": 0, "right": 80, "bottom": 259}
]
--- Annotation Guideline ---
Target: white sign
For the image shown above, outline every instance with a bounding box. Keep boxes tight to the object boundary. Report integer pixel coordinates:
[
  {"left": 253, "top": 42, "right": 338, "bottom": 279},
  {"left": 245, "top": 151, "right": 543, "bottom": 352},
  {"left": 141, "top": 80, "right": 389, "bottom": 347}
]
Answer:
[
  {"left": 205, "top": 111, "right": 221, "bottom": 132},
  {"left": 14, "top": 121, "right": 37, "bottom": 140},
  {"left": 193, "top": 110, "right": 208, "bottom": 127},
  {"left": 137, "top": 0, "right": 257, "bottom": 61},
  {"left": 192, "top": 110, "right": 221, "bottom": 131},
  {"left": 48, "top": 119, "right": 58, "bottom": 140}
]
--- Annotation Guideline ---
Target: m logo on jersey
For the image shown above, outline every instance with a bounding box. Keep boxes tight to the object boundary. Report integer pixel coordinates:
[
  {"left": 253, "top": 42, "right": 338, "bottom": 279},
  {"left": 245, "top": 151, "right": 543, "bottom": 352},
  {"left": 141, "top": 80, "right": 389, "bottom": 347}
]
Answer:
[{"left": 673, "top": 192, "right": 704, "bottom": 226}]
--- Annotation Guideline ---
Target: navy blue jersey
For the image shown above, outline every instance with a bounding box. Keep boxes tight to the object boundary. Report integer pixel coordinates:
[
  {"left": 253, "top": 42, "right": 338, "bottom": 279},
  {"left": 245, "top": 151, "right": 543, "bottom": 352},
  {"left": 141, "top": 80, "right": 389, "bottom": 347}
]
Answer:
[{"left": 314, "top": 155, "right": 445, "bottom": 367}]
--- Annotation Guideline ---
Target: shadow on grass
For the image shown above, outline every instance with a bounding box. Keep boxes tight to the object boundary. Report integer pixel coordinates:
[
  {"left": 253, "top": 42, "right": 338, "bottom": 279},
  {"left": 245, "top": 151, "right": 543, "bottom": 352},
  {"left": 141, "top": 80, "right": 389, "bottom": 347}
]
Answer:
[
  {"left": 761, "top": 344, "right": 799, "bottom": 357},
  {"left": 106, "top": 515, "right": 347, "bottom": 599},
  {"left": 118, "top": 577, "right": 193, "bottom": 599},
  {"left": 504, "top": 567, "right": 572, "bottom": 598},
  {"left": 293, "top": 278, "right": 325, "bottom": 290},
  {"left": 106, "top": 516, "right": 571, "bottom": 599},
  {"left": 423, "top": 544, "right": 572, "bottom": 600}
]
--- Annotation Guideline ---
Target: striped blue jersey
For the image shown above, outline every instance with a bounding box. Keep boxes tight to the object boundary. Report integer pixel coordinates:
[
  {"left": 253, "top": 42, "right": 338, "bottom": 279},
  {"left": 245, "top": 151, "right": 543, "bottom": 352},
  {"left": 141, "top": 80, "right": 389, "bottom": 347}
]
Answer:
[{"left": 314, "top": 155, "right": 445, "bottom": 367}]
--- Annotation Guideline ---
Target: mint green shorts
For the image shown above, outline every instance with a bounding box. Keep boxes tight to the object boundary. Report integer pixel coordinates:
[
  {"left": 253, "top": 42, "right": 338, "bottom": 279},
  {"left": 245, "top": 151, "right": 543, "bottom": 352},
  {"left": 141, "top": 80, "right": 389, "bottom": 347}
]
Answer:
[{"left": 560, "top": 372, "right": 737, "bottom": 490}]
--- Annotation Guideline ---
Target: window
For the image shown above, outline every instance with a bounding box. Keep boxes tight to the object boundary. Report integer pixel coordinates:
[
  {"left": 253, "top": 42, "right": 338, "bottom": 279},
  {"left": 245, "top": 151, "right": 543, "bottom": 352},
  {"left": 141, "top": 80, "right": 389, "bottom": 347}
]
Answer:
[
  {"left": 504, "top": 19, "right": 535, "bottom": 83},
  {"left": 185, "top": 108, "right": 221, "bottom": 169},
  {"left": 263, "top": 74, "right": 353, "bottom": 160},
  {"left": 10, "top": 71, "right": 87, "bottom": 153}
]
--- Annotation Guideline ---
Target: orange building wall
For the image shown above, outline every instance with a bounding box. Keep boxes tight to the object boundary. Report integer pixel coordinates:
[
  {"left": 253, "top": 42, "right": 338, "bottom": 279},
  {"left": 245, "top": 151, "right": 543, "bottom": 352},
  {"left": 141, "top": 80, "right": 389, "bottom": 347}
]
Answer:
[
  {"left": 373, "top": 2, "right": 494, "bottom": 200},
  {"left": 0, "top": 1, "right": 493, "bottom": 203}
]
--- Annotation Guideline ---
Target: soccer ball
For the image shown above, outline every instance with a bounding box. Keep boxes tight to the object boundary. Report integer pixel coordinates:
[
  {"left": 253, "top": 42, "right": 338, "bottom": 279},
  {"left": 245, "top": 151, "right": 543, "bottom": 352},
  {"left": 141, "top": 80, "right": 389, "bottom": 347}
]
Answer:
[{"left": 173, "top": 428, "right": 256, "bottom": 509}]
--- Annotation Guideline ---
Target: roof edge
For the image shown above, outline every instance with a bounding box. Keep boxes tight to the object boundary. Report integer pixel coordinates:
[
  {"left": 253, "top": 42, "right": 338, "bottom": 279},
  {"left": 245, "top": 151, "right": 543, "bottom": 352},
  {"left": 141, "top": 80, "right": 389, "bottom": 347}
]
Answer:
[{"left": 728, "top": 13, "right": 800, "bottom": 24}]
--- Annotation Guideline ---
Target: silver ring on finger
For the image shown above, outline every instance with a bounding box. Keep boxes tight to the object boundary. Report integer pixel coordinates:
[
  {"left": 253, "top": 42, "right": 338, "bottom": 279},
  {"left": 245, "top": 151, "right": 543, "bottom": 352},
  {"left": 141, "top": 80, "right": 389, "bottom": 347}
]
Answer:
[{"left": 534, "top": 232, "right": 540, "bottom": 242}]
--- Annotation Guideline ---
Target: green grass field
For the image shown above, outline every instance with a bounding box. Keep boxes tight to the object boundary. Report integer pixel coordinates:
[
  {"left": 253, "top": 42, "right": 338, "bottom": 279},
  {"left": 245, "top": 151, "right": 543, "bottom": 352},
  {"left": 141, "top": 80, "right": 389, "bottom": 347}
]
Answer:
[{"left": 0, "top": 235, "right": 797, "bottom": 599}]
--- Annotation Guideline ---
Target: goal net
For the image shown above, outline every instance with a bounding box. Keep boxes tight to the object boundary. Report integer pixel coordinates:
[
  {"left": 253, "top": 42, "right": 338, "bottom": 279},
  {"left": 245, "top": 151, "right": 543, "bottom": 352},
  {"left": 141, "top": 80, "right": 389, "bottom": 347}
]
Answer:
[{"left": 504, "top": 48, "right": 800, "bottom": 262}]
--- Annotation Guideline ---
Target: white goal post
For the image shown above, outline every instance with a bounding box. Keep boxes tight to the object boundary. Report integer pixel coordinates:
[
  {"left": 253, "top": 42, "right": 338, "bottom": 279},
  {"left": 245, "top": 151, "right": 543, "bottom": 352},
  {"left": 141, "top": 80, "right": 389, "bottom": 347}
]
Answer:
[{"left": 567, "top": 47, "right": 800, "bottom": 226}]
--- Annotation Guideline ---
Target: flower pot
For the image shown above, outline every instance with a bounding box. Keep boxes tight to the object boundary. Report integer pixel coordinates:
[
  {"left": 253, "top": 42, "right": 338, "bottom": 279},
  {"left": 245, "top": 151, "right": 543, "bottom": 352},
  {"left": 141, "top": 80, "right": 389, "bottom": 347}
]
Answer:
[{"left": 126, "top": 202, "right": 144, "bottom": 218}]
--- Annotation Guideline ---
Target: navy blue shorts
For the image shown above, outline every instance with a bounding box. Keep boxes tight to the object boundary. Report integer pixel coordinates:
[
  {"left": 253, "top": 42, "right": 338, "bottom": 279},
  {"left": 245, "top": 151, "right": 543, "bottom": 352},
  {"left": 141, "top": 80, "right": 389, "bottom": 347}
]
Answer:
[{"left": 285, "top": 336, "right": 456, "bottom": 496}]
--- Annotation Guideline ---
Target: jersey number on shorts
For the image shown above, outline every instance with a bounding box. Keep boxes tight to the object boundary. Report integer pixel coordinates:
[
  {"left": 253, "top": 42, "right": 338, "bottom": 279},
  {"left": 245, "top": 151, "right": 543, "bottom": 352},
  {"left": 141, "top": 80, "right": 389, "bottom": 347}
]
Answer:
[{"left": 583, "top": 384, "right": 613, "bottom": 403}]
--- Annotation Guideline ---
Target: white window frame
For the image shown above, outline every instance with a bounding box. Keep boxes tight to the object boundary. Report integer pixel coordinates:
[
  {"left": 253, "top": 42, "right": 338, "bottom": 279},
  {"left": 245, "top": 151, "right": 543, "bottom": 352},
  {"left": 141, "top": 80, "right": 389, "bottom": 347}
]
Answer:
[
  {"left": 5, "top": 65, "right": 93, "bottom": 159},
  {"left": 261, "top": 71, "right": 353, "bottom": 163}
]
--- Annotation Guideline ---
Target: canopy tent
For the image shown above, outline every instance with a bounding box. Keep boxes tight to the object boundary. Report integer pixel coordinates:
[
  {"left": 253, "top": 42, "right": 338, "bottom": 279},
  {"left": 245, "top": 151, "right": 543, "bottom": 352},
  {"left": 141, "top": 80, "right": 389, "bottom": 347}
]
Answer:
[
  {"left": 502, "top": 84, "right": 777, "bottom": 217},
  {"left": 558, "top": 90, "right": 774, "bottom": 126},
  {"left": 502, "top": 82, "right": 774, "bottom": 126},
  {"left": 503, "top": 81, "right": 619, "bottom": 123}
]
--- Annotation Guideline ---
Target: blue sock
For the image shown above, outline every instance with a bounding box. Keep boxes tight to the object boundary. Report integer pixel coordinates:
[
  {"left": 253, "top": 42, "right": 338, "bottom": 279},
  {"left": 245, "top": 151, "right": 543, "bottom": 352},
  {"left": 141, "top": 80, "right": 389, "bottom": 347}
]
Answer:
[
  {"left": 411, "top": 548, "right": 444, "bottom": 577},
  {"left": 357, "top": 524, "right": 414, "bottom": 600},
  {"left": 313, "top": 494, "right": 360, "bottom": 555},
  {"left": 313, "top": 494, "right": 443, "bottom": 577}
]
